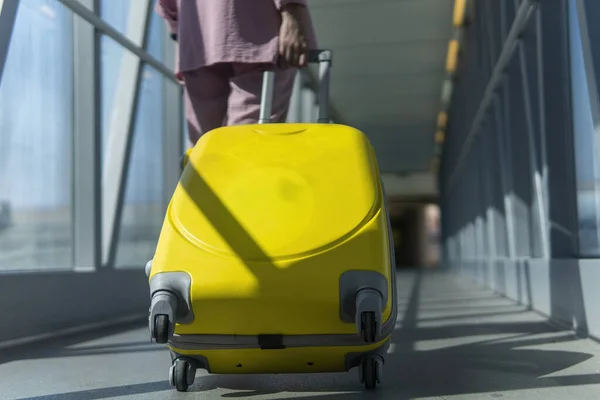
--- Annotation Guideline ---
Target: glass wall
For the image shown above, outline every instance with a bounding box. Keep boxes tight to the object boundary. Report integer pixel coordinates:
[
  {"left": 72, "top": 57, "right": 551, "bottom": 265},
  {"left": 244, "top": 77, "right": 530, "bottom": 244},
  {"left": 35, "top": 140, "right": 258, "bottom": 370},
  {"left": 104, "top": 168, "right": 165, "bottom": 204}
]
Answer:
[
  {"left": 98, "top": 0, "right": 178, "bottom": 268},
  {"left": 0, "top": 0, "right": 183, "bottom": 271},
  {"left": 98, "top": 3, "right": 168, "bottom": 267},
  {"left": 115, "top": 64, "right": 165, "bottom": 268},
  {"left": 99, "top": 0, "right": 137, "bottom": 42},
  {"left": 569, "top": 0, "right": 600, "bottom": 256},
  {"left": 0, "top": 0, "right": 74, "bottom": 271},
  {"left": 440, "top": 0, "right": 578, "bottom": 268}
]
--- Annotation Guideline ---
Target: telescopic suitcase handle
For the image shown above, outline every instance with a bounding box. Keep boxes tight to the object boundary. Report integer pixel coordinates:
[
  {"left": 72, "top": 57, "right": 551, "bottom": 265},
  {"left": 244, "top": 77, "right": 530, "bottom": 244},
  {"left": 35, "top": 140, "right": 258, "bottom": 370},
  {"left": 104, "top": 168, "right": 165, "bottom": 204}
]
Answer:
[{"left": 258, "top": 49, "right": 333, "bottom": 124}]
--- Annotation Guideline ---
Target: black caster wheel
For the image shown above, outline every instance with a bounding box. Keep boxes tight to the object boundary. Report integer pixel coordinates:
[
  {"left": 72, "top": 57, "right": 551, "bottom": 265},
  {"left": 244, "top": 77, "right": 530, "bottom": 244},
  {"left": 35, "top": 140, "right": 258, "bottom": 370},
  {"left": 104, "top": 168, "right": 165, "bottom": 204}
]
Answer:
[
  {"left": 169, "top": 358, "right": 196, "bottom": 392},
  {"left": 153, "top": 314, "right": 170, "bottom": 344},
  {"left": 361, "top": 311, "right": 377, "bottom": 343},
  {"left": 360, "top": 356, "right": 382, "bottom": 390}
]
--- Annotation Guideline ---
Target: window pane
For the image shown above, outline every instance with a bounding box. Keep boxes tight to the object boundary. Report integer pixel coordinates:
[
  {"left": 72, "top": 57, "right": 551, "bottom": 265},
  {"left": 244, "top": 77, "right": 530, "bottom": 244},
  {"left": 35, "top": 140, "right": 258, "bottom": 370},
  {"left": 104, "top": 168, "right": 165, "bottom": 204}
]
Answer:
[
  {"left": 99, "top": 0, "right": 132, "bottom": 40},
  {"left": 506, "top": 56, "right": 533, "bottom": 257},
  {"left": 115, "top": 65, "right": 165, "bottom": 268},
  {"left": 569, "top": 0, "right": 600, "bottom": 256},
  {"left": 100, "top": 1, "right": 165, "bottom": 60},
  {"left": 0, "top": 0, "right": 74, "bottom": 271},
  {"left": 147, "top": 11, "right": 165, "bottom": 64},
  {"left": 543, "top": 0, "right": 578, "bottom": 257},
  {"left": 100, "top": 34, "right": 123, "bottom": 155},
  {"left": 100, "top": 8, "right": 166, "bottom": 158}
]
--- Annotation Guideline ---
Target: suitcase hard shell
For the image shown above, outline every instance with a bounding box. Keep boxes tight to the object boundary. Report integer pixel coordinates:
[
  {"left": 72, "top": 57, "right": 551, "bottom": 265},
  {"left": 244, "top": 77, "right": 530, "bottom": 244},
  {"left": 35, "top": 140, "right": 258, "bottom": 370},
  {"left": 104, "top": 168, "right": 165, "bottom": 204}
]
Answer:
[{"left": 146, "top": 50, "right": 398, "bottom": 392}]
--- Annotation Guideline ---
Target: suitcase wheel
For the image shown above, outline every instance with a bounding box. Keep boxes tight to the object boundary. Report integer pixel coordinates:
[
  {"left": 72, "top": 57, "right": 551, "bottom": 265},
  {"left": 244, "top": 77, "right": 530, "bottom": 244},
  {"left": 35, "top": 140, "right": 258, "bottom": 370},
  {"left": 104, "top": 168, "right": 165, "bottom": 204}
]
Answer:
[
  {"left": 153, "top": 314, "right": 171, "bottom": 344},
  {"left": 169, "top": 358, "right": 196, "bottom": 392},
  {"left": 359, "top": 355, "right": 383, "bottom": 390},
  {"left": 149, "top": 291, "right": 178, "bottom": 343},
  {"left": 354, "top": 288, "right": 383, "bottom": 342}
]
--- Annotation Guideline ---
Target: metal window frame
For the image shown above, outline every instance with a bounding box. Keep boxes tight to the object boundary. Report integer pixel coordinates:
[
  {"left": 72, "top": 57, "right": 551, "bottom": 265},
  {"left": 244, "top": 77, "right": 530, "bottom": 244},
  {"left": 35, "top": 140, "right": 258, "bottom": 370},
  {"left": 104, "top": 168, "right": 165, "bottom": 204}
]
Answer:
[
  {"left": 480, "top": 1, "right": 498, "bottom": 261},
  {"left": 72, "top": 0, "right": 101, "bottom": 271},
  {"left": 494, "top": 93, "right": 517, "bottom": 260},
  {"left": 484, "top": 1, "right": 510, "bottom": 260},
  {"left": 517, "top": 37, "right": 550, "bottom": 258},
  {"left": 57, "top": 0, "right": 177, "bottom": 83},
  {"left": 560, "top": 0, "right": 581, "bottom": 256},
  {"left": 53, "top": 0, "right": 183, "bottom": 271},
  {"left": 0, "top": 0, "right": 18, "bottom": 84},
  {"left": 447, "top": 0, "right": 538, "bottom": 189},
  {"left": 100, "top": 0, "right": 154, "bottom": 268},
  {"left": 535, "top": 7, "right": 550, "bottom": 233},
  {"left": 472, "top": 142, "right": 486, "bottom": 260},
  {"left": 481, "top": 119, "right": 497, "bottom": 261}
]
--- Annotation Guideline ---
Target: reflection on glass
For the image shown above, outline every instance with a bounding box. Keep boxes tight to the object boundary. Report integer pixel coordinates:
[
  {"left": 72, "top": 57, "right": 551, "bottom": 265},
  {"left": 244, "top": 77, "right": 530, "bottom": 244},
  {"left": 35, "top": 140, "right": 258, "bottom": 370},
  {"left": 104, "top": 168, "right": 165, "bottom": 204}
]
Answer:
[
  {"left": 99, "top": 4, "right": 179, "bottom": 267},
  {"left": 0, "top": 0, "right": 73, "bottom": 271},
  {"left": 99, "top": 2, "right": 130, "bottom": 155},
  {"left": 100, "top": 7, "right": 167, "bottom": 159},
  {"left": 99, "top": 0, "right": 131, "bottom": 40},
  {"left": 569, "top": 0, "right": 600, "bottom": 256},
  {"left": 100, "top": 35, "right": 124, "bottom": 156},
  {"left": 115, "top": 65, "right": 165, "bottom": 268},
  {"left": 147, "top": 11, "right": 165, "bottom": 64}
]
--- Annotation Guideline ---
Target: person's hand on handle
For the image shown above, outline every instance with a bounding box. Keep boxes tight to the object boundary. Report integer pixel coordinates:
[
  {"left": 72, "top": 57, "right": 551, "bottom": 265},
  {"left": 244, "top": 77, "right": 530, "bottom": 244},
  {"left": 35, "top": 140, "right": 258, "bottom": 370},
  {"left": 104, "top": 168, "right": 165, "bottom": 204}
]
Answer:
[{"left": 278, "top": 3, "right": 310, "bottom": 68}]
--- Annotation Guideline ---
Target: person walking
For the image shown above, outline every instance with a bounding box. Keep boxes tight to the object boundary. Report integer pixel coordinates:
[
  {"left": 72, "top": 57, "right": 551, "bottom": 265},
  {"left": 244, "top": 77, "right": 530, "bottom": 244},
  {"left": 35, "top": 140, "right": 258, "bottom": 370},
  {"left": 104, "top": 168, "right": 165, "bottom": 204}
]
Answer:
[{"left": 155, "top": 0, "right": 318, "bottom": 145}]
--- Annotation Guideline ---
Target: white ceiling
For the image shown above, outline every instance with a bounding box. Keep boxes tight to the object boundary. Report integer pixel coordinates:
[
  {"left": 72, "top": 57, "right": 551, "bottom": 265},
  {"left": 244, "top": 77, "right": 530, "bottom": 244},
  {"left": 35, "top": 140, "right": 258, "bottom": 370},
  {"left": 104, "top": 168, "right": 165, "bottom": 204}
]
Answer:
[{"left": 308, "top": 0, "right": 454, "bottom": 174}]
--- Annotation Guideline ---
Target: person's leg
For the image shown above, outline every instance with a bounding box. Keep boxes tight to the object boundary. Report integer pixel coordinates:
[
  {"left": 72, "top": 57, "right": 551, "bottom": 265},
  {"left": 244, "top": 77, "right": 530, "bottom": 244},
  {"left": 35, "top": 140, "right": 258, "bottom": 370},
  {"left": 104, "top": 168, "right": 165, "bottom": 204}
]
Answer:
[
  {"left": 182, "top": 64, "right": 232, "bottom": 145},
  {"left": 226, "top": 64, "right": 297, "bottom": 126}
]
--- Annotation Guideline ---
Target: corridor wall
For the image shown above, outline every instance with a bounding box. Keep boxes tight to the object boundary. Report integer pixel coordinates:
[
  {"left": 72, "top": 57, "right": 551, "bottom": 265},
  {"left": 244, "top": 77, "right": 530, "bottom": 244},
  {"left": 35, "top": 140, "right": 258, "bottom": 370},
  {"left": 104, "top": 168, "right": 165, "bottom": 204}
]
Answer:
[{"left": 441, "top": 0, "right": 600, "bottom": 340}]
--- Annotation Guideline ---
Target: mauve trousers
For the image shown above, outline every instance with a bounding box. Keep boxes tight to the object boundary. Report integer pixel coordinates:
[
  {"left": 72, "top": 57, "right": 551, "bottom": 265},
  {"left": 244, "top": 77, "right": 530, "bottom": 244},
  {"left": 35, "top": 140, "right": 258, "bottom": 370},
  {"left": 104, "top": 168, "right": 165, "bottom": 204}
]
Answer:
[{"left": 182, "top": 63, "right": 297, "bottom": 145}]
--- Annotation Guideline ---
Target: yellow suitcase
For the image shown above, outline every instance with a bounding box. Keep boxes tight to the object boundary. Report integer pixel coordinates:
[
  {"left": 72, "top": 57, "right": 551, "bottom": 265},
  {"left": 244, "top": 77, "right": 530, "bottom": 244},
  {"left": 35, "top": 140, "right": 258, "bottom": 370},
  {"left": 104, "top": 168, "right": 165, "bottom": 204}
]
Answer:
[{"left": 146, "top": 50, "right": 397, "bottom": 392}]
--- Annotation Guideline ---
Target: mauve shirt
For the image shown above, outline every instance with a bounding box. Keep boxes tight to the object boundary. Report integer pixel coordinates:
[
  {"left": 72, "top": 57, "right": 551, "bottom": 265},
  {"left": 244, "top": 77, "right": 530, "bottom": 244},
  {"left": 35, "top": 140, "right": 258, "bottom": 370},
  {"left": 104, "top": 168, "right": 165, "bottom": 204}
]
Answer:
[{"left": 155, "top": 0, "right": 318, "bottom": 74}]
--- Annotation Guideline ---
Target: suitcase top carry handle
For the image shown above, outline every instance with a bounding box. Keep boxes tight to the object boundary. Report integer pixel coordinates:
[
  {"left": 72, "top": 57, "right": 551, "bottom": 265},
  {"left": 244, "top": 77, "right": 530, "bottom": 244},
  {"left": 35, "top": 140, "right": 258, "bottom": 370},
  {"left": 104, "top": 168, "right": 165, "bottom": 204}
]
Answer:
[{"left": 259, "top": 49, "right": 333, "bottom": 124}]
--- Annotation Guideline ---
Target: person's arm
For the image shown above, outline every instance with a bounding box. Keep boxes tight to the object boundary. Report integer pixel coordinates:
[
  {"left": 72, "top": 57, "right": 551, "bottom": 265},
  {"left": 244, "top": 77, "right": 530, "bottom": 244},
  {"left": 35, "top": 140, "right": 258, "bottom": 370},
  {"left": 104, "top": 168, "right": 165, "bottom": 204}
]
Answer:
[
  {"left": 155, "top": 0, "right": 179, "bottom": 40},
  {"left": 274, "top": 1, "right": 312, "bottom": 67}
]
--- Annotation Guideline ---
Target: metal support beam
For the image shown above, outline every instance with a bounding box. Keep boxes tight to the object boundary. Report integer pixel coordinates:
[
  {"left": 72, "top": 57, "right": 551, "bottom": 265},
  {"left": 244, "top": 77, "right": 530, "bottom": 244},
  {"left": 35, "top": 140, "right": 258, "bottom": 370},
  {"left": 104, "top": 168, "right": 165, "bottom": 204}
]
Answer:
[
  {"left": 72, "top": 0, "right": 101, "bottom": 271},
  {"left": 535, "top": 7, "right": 549, "bottom": 226},
  {"left": 495, "top": 93, "right": 517, "bottom": 259},
  {"left": 162, "top": 31, "right": 184, "bottom": 210},
  {"left": 472, "top": 151, "right": 486, "bottom": 261},
  {"left": 448, "top": 0, "right": 538, "bottom": 189},
  {"left": 482, "top": 122, "right": 497, "bottom": 261},
  {"left": 0, "top": 0, "right": 18, "bottom": 84},
  {"left": 101, "top": 0, "right": 153, "bottom": 267},
  {"left": 517, "top": 39, "right": 549, "bottom": 258},
  {"left": 56, "top": 0, "right": 177, "bottom": 83}
]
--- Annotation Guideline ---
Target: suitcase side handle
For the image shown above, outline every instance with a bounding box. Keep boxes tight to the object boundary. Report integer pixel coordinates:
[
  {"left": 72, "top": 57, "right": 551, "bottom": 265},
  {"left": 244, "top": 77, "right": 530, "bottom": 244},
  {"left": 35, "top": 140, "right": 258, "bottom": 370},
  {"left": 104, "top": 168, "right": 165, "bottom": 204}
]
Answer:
[{"left": 258, "top": 49, "right": 333, "bottom": 124}]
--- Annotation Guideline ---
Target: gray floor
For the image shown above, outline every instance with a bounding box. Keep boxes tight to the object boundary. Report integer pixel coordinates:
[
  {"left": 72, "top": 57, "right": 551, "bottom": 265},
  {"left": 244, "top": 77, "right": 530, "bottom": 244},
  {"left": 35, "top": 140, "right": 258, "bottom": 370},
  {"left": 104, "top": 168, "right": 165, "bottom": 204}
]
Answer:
[{"left": 2, "top": 270, "right": 600, "bottom": 400}]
